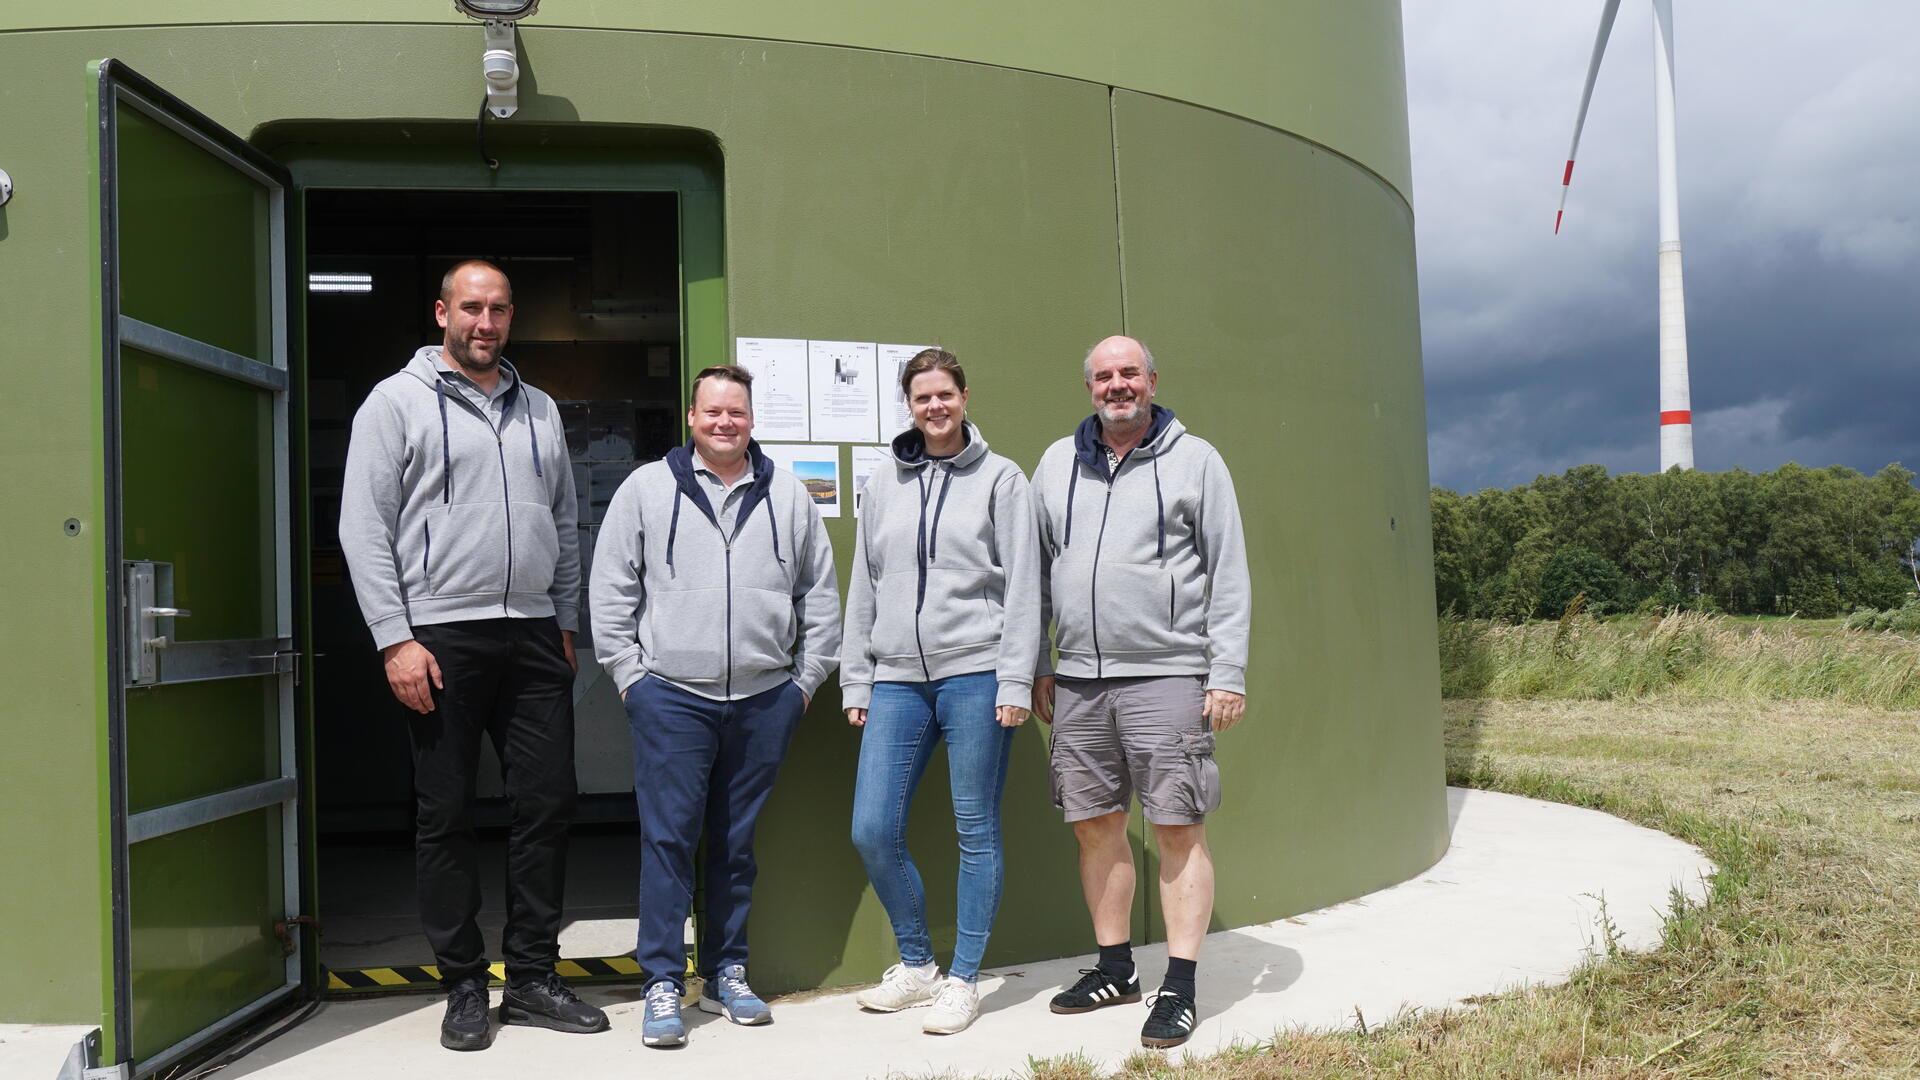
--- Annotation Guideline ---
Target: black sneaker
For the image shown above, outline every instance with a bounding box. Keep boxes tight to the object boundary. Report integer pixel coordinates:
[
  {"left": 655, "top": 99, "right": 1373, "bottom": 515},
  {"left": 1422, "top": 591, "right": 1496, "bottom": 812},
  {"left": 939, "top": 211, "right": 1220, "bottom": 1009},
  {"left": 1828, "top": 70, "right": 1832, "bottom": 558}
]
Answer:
[
  {"left": 500, "top": 972, "right": 612, "bottom": 1034},
  {"left": 1140, "top": 988, "right": 1198, "bottom": 1049},
  {"left": 1049, "top": 967, "right": 1142, "bottom": 1014},
  {"left": 440, "top": 978, "right": 494, "bottom": 1052}
]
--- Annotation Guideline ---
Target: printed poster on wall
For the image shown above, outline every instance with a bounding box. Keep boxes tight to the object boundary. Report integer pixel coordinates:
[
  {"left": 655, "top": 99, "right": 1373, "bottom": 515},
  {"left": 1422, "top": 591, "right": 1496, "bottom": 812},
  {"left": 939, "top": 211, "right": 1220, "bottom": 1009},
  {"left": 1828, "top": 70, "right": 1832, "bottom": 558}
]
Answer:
[
  {"left": 850, "top": 445, "right": 891, "bottom": 519},
  {"left": 807, "top": 340, "right": 880, "bottom": 444},
  {"left": 734, "top": 337, "right": 810, "bottom": 442},
  {"left": 762, "top": 443, "right": 843, "bottom": 519},
  {"left": 878, "top": 343, "right": 932, "bottom": 442}
]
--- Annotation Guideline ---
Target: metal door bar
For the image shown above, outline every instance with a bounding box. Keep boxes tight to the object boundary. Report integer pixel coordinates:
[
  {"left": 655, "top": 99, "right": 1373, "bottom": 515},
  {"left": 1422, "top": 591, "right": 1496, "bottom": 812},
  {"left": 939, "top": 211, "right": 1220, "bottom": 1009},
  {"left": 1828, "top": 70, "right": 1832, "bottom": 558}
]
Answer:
[
  {"left": 119, "top": 316, "right": 288, "bottom": 392},
  {"left": 125, "top": 776, "right": 298, "bottom": 845},
  {"left": 141, "top": 636, "right": 296, "bottom": 686}
]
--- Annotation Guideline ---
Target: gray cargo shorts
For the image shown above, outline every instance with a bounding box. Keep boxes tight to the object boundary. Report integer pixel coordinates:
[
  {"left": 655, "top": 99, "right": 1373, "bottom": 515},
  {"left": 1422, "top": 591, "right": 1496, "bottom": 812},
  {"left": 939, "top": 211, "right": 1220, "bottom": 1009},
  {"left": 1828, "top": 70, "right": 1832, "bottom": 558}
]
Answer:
[{"left": 1048, "top": 675, "right": 1222, "bottom": 825}]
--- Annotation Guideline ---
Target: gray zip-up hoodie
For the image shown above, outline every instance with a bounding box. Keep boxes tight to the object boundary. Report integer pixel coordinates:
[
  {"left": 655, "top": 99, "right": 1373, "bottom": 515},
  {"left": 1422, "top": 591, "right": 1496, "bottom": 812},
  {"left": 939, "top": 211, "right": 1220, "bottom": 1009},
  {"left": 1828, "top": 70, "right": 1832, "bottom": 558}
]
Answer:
[
  {"left": 840, "top": 422, "right": 1041, "bottom": 711},
  {"left": 340, "top": 347, "right": 579, "bottom": 650},
  {"left": 1032, "top": 406, "right": 1250, "bottom": 693},
  {"left": 589, "top": 440, "right": 841, "bottom": 702}
]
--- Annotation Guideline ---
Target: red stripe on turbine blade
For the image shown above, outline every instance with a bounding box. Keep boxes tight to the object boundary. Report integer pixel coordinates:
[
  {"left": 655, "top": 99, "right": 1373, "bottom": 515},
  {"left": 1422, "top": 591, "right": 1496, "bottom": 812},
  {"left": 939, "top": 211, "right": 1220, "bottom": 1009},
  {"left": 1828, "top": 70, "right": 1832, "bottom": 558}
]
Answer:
[
  {"left": 1554, "top": 210, "right": 1564, "bottom": 234},
  {"left": 1660, "top": 410, "right": 1692, "bottom": 426},
  {"left": 1562, "top": 159, "right": 1576, "bottom": 185}
]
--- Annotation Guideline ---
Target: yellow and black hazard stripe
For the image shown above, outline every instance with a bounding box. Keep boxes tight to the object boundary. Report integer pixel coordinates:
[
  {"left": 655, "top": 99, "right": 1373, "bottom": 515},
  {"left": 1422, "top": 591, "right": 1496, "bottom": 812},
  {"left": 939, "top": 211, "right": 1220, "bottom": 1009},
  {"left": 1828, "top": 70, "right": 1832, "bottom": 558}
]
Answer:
[{"left": 325, "top": 955, "right": 676, "bottom": 995}]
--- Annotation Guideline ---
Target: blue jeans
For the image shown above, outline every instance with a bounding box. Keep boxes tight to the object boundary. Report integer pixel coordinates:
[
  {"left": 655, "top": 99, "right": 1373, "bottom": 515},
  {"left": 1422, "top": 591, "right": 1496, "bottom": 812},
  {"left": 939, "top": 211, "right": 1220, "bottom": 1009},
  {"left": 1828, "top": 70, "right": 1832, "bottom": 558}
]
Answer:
[
  {"left": 850, "top": 672, "right": 1013, "bottom": 981},
  {"left": 625, "top": 674, "right": 805, "bottom": 990}
]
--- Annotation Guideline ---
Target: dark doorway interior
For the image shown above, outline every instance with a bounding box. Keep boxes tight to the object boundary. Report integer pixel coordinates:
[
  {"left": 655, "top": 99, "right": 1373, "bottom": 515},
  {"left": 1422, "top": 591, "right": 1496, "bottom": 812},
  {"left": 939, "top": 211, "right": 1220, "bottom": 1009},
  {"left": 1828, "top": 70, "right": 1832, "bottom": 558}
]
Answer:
[{"left": 305, "top": 189, "right": 682, "bottom": 974}]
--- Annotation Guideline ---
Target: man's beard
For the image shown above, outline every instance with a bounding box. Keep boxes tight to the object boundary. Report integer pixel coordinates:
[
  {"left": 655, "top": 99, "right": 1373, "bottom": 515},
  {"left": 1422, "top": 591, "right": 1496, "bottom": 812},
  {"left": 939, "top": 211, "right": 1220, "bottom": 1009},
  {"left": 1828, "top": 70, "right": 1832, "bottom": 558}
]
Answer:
[
  {"left": 1097, "top": 396, "right": 1146, "bottom": 427},
  {"left": 446, "top": 334, "right": 502, "bottom": 374}
]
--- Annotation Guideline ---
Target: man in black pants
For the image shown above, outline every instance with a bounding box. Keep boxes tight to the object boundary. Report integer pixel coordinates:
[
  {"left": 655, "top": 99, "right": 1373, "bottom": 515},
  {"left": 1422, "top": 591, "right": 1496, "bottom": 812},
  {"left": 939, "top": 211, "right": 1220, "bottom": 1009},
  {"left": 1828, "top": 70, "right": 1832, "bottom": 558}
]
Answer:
[{"left": 341, "top": 260, "right": 609, "bottom": 1051}]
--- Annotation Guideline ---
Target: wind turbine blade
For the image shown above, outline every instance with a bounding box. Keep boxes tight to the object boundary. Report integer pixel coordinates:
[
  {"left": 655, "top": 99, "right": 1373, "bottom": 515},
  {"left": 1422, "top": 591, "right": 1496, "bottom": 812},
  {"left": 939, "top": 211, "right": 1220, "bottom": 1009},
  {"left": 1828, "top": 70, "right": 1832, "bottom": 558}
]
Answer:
[{"left": 1557, "top": 0, "right": 1625, "bottom": 233}]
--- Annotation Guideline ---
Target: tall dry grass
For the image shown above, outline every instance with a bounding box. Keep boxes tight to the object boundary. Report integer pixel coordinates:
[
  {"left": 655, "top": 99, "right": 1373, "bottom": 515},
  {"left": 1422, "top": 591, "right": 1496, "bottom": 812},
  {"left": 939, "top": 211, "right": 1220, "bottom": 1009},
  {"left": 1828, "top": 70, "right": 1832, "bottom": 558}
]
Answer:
[{"left": 1440, "top": 610, "right": 1920, "bottom": 708}]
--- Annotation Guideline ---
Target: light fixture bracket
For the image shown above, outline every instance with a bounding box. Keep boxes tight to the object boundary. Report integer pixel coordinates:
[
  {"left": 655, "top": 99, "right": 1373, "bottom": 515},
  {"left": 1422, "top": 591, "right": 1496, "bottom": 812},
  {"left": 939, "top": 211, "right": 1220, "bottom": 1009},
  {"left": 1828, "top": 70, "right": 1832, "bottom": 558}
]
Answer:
[{"left": 481, "top": 19, "right": 519, "bottom": 118}]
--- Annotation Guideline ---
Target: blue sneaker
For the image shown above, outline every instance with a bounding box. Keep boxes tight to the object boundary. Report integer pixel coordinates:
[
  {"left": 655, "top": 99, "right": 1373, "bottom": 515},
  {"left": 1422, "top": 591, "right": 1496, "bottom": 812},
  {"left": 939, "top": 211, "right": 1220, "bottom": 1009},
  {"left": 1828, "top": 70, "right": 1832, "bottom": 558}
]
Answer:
[
  {"left": 698, "top": 964, "right": 771, "bottom": 1025},
  {"left": 641, "top": 982, "right": 686, "bottom": 1047}
]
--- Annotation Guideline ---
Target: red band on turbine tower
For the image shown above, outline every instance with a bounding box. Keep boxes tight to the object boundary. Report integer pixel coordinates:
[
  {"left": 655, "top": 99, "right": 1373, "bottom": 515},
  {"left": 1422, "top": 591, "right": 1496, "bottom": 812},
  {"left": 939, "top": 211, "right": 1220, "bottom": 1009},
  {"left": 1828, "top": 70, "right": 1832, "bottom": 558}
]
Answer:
[{"left": 1660, "top": 410, "right": 1692, "bottom": 426}]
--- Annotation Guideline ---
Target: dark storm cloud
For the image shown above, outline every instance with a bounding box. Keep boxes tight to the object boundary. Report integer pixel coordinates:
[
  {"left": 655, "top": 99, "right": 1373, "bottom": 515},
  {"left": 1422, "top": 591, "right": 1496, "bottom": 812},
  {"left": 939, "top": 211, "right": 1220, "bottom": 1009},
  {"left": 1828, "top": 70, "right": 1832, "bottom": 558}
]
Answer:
[{"left": 1404, "top": 2, "right": 1920, "bottom": 491}]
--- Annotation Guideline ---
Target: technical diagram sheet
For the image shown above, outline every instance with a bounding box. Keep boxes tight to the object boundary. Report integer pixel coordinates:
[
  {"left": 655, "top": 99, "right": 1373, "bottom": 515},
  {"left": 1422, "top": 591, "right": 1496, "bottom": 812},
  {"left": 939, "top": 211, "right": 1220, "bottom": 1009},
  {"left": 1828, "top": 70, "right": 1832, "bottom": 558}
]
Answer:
[
  {"left": 807, "top": 339, "right": 880, "bottom": 443},
  {"left": 735, "top": 337, "right": 810, "bottom": 441}
]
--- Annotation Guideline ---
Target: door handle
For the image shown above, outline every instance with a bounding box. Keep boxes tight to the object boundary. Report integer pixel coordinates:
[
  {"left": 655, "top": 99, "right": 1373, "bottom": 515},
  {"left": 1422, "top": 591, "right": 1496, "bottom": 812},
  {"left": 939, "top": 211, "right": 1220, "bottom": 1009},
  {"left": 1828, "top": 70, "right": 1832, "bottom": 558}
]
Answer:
[{"left": 145, "top": 607, "right": 192, "bottom": 618}]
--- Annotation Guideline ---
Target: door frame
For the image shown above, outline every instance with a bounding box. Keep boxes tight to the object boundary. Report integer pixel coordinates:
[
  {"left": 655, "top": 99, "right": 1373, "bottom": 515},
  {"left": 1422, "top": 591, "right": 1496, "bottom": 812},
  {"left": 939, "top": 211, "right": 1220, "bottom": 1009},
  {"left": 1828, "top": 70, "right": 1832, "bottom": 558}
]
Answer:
[
  {"left": 262, "top": 124, "right": 727, "bottom": 989},
  {"left": 96, "top": 59, "right": 302, "bottom": 1076}
]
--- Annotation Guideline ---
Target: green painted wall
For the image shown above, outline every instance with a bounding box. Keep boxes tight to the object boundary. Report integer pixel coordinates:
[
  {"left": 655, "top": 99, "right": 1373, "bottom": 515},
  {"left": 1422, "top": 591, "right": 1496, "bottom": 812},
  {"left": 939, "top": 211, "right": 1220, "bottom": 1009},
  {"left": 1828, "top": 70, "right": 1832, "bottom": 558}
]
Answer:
[
  {"left": 1111, "top": 91, "right": 1450, "bottom": 923},
  {"left": 0, "top": 1, "right": 1414, "bottom": 201},
  {"left": 0, "top": 4, "right": 1441, "bottom": 1039}
]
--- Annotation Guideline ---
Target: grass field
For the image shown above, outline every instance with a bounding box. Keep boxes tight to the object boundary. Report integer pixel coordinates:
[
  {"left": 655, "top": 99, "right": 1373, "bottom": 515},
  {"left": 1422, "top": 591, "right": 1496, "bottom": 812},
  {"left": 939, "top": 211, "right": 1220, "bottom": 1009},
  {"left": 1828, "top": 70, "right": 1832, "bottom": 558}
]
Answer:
[{"left": 1017, "top": 617, "right": 1920, "bottom": 1078}]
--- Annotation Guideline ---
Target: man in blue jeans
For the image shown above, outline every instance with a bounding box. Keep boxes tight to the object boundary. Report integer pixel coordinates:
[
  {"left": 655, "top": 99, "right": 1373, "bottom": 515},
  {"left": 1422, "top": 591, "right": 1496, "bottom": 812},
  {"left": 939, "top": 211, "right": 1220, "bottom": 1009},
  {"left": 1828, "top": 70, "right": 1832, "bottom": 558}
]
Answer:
[{"left": 588, "top": 364, "right": 841, "bottom": 1047}]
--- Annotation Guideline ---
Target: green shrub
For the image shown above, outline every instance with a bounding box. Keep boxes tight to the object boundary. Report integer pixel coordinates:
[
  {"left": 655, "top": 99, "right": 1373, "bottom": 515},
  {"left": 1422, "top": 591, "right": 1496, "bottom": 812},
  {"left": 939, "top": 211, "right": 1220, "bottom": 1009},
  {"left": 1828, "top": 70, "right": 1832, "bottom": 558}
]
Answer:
[
  {"left": 1783, "top": 573, "right": 1844, "bottom": 618},
  {"left": 1537, "top": 546, "right": 1629, "bottom": 617},
  {"left": 1846, "top": 561, "right": 1916, "bottom": 611}
]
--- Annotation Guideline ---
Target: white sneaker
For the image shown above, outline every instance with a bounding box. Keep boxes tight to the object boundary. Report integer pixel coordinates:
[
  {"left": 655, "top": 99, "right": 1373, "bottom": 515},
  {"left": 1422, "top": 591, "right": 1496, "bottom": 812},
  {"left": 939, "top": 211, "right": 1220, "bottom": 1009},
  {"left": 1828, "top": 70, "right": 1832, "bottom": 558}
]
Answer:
[
  {"left": 856, "top": 962, "right": 941, "bottom": 1012},
  {"left": 921, "top": 976, "right": 980, "bottom": 1035}
]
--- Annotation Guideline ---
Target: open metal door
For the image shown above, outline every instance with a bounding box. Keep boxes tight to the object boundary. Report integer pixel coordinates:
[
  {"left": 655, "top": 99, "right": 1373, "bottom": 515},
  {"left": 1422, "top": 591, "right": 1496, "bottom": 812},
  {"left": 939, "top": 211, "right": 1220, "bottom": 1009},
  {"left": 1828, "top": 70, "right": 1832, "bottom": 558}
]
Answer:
[{"left": 94, "top": 60, "right": 302, "bottom": 1076}]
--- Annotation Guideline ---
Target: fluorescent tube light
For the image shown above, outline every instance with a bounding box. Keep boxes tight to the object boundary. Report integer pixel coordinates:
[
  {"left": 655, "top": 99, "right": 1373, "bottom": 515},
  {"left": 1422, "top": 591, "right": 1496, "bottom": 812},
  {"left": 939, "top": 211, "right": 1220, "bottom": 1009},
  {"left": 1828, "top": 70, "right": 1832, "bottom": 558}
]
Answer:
[{"left": 309, "top": 272, "right": 373, "bottom": 294}]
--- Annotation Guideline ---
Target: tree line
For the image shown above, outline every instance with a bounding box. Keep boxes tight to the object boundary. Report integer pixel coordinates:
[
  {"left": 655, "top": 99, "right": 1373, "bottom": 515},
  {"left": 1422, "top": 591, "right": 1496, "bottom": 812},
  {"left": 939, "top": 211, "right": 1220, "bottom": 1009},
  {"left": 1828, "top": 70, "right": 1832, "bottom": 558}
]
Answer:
[{"left": 1429, "top": 463, "right": 1920, "bottom": 620}]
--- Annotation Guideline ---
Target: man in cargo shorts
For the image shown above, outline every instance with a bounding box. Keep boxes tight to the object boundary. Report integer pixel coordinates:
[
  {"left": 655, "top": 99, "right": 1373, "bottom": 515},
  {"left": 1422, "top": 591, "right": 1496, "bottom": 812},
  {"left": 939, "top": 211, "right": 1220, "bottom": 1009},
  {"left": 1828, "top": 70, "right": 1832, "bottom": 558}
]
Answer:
[{"left": 1031, "top": 335, "right": 1251, "bottom": 1050}]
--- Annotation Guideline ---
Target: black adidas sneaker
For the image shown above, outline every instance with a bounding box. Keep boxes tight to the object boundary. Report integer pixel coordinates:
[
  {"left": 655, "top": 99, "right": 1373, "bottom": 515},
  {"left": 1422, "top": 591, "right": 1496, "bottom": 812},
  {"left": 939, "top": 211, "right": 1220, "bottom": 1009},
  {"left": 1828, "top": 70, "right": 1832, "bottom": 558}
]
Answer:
[
  {"left": 1049, "top": 967, "right": 1142, "bottom": 1014},
  {"left": 1140, "top": 988, "right": 1198, "bottom": 1049}
]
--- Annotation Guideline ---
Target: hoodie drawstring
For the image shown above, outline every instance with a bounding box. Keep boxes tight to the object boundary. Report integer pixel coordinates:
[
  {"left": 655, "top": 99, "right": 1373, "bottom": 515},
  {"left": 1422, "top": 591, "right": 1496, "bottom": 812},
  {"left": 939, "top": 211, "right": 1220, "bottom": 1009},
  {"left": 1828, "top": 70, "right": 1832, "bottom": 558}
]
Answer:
[
  {"left": 1151, "top": 453, "right": 1166, "bottom": 561},
  {"left": 435, "top": 381, "right": 452, "bottom": 505},
  {"left": 928, "top": 467, "right": 955, "bottom": 562},
  {"left": 524, "top": 392, "right": 543, "bottom": 479},
  {"left": 1063, "top": 466, "right": 1080, "bottom": 549},
  {"left": 666, "top": 488, "right": 682, "bottom": 572},
  {"left": 765, "top": 497, "right": 786, "bottom": 565}
]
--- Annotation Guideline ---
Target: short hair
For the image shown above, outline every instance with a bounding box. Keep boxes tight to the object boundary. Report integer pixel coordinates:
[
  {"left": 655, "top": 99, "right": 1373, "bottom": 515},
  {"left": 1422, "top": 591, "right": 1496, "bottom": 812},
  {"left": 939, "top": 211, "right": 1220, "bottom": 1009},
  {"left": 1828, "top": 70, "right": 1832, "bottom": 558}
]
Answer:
[
  {"left": 1083, "top": 338, "right": 1156, "bottom": 383},
  {"left": 899, "top": 348, "right": 967, "bottom": 396},
  {"left": 690, "top": 364, "right": 754, "bottom": 407},
  {"left": 440, "top": 259, "right": 513, "bottom": 304}
]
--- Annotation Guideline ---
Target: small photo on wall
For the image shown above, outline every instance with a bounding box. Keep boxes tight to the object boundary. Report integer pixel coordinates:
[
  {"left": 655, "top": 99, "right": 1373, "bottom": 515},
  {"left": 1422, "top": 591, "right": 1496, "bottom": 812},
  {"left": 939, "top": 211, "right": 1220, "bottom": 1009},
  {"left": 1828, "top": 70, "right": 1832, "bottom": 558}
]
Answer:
[{"left": 762, "top": 444, "right": 842, "bottom": 519}]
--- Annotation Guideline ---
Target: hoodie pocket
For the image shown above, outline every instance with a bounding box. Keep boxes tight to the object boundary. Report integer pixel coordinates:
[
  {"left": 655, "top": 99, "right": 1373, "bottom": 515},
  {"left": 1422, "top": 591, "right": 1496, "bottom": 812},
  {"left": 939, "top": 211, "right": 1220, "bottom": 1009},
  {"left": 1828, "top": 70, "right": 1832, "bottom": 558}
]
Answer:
[
  {"left": 1098, "top": 563, "right": 1189, "bottom": 654},
  {"left": 914, "top": 568, "right": 999, "bottom": 657},
  {"left": 730, "top": 585, "right": 799, "bottom": 675},
  {"left": 644, "top": 587, "right": 729, "bottom": 681},
  {"left": 421, "top": 501, "right": 510, "bottom": 598},
  {"left": 506, "top": 500, "right": 560, "bottom": 594},
  {"left": 869, "top": 571, "right": 920, "bottom": 660}
]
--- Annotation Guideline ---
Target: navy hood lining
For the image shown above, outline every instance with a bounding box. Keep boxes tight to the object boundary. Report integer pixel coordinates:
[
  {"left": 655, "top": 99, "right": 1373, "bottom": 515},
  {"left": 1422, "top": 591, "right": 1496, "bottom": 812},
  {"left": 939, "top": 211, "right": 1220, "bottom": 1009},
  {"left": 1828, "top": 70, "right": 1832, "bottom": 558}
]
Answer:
[
  {"left": 1063, "top": 404, "right": 1176, "bottom": 557},
  {"left": 1072, "top": 404, "right": 1176, "bottom": 480},
  {"left": 664, "top": 440, "right": 785, "bottom": 569}
]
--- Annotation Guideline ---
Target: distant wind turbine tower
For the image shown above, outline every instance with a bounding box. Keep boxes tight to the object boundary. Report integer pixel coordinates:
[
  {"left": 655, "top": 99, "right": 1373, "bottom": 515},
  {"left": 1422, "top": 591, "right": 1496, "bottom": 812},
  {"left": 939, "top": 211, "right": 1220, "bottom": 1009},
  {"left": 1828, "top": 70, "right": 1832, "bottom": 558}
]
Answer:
[{"left": 1556, "top": 0, "right": 1695, "bottom": 472}]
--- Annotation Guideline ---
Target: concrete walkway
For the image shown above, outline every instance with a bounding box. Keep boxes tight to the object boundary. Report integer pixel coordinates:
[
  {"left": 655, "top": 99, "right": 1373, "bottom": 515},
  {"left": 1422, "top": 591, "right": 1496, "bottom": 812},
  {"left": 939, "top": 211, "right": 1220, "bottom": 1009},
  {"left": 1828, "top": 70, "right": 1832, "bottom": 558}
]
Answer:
[{"left": 2, "top": 788, "right": 1711, "bottom": 1079}]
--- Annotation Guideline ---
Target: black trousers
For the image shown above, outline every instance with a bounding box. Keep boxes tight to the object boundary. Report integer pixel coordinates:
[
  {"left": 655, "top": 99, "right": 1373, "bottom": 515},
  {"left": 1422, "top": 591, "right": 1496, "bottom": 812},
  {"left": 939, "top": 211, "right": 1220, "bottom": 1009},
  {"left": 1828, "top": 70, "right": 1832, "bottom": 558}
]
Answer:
[{"left": 407, "top": 617, "right": 577, "bottom": 987}]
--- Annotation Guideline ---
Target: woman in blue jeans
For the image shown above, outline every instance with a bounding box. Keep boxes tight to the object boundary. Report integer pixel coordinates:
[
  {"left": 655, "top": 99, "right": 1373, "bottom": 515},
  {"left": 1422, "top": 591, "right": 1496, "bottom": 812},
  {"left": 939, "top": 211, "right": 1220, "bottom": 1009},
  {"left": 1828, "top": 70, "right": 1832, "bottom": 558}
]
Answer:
[{"left": 840, "top": 349, "right": 1042, "bottom": 1034}]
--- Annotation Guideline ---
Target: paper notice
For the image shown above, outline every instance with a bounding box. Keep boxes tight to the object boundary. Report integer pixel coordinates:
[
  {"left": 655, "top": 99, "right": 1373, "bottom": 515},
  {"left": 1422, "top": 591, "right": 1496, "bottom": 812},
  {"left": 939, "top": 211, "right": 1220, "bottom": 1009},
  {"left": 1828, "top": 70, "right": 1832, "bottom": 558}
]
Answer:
[
  {"left": 807, "top": 340, "right": 880, "bottom": 444},
  {"left": 850, "top": 445, "right": 891, "bottom": 519},
  {"left": 735, "top": 337, "right": 810, "bottom": 442},
  {"left": 762, "top": 443, "right": 843, "bottom": 519},
  {"left": 878, "top": 344, "right": 933, "bottom": 441}
]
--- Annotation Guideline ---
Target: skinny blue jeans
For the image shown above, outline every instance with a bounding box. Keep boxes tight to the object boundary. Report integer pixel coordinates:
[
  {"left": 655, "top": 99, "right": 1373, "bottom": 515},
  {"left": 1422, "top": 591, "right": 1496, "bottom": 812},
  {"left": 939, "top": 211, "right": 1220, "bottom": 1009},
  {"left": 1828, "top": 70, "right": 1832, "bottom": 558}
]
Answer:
[{"left": 850, "top": 671, "right": 1013, "bottom": 981}]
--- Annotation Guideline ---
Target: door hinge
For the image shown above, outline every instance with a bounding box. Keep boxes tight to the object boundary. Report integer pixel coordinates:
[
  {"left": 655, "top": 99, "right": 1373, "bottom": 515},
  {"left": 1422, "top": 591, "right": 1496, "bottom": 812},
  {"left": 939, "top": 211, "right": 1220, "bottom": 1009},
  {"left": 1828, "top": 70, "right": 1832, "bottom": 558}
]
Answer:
[{"left": 274, "top": 915, "right": 320, "bottom": 957}]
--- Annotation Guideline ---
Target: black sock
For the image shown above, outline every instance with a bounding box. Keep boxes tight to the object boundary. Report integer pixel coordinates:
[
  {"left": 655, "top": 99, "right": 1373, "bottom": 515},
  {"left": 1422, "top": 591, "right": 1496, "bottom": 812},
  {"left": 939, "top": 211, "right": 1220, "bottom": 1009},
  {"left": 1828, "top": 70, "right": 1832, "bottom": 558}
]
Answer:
[
  {"left": 1097, "top": 941, "right": 1135, "bottom": 980},
  {"left": 1162, "top": 956, "right": 1197, "bottom": 1001}
]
